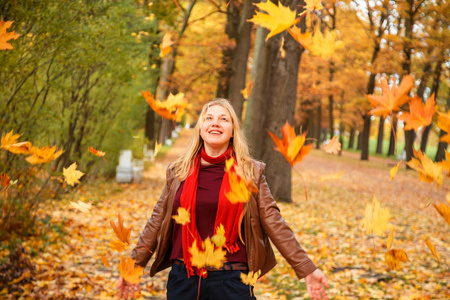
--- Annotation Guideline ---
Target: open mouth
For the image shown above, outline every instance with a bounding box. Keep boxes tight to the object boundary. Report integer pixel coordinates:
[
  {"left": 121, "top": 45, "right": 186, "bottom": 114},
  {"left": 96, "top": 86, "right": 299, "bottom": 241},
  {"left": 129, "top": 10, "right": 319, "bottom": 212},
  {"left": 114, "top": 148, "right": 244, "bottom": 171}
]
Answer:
[{"left": 208, "top": 130, "right": 222, "bottom": 135}]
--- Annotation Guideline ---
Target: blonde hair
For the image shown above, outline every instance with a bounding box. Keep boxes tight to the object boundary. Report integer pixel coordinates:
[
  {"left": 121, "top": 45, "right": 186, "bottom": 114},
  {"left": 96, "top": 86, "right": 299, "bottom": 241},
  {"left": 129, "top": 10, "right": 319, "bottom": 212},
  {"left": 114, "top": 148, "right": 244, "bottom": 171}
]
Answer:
[{"left": 172, "top": 98, "right": 256, "bottom": 181}]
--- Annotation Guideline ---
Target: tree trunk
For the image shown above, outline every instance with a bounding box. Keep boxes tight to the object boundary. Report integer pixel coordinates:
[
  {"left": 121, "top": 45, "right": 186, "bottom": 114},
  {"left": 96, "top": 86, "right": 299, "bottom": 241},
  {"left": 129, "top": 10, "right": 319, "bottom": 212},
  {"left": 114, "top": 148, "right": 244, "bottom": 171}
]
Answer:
[
  {"left": 387, "top": 116, "right": 398, "bottom": 156},
  {"left": 328, "top": 62, "right": 335, "bottom": 139},
  {"left": 244, "top": 26, "right": 270, "bottom": 159},
  {"left": 315, "top": 98, "right": 322, "bottom": 150},
  {"left": 260, "top": 0, "right": 306, "bottom": 203},
  {"left": 435, "top": 130, "right": 448, "bottom": 162},
  {"left": 361, "top": 115, "right": 371, "bottom": 160},
  {"left": 348, "top": 128, "right": 355, "bottom": 149},
  {"left": 306, "top": 108, "right": 315, "bottom": 143},
  {"left": 376, "top": 116, "right": 384, "bottom": 154},
  {"left": 227, "top": 0, "right": 256, "bottom": 119},
  {"left": 357, "top": 130, "right": 362, "bottom": 150}
]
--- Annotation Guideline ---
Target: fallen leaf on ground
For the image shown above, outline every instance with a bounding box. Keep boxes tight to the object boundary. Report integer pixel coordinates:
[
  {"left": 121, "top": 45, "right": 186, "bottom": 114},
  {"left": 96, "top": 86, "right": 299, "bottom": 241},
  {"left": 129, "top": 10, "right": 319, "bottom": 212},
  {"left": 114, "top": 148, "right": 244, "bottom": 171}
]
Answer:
[
  {"left": 320, "top": 171, "right": 344, "bottom": 182},
  {"left": 69, "top": 200, "right": 92, "bottom": 213}
]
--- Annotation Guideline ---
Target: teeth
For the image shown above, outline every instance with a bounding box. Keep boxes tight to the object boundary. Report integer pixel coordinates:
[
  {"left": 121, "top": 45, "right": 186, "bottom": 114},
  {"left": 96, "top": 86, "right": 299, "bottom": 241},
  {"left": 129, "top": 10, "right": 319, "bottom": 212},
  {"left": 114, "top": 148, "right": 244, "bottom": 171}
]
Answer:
[{"left": 210, "top": 131, "right": 221, "bottom": 134}]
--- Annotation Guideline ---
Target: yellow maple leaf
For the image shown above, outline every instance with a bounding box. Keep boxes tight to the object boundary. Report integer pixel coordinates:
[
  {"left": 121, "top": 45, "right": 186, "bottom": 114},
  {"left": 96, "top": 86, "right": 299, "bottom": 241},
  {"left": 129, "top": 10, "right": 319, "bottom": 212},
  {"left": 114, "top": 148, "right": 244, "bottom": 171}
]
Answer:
[
  {"left": 5, "top": 141, "right": 33, "bottom": 154},
  {"left": 100, "top": 255, "right": 111, "bottom": 268},
  {"left": 320, "top": 171, "right": 344, "bottom": 182},
  {"left": 225, "top": 171, "right": 258, "bottom": 204},
  {"left": 69, "top": 200, "right": 92, "bottom": 213},
  {"left": 305, "top": 0, "right": 324, "bottom": 11},
  {"left": 424, "top": 237, "right": 441, "bottom": 263},
  {"left": 385, "top": 249, "right": 409, "bottom": 270},
  {"left": 248, "top": 1, "right": 298, "bottom": 41},
  {"left": 63, "top": 163, "right": 84, "bottom": 186},
  {"left": 160, "top": 32, "right": 174, "bottom": 59},
  {"left": 154, "top": 142, "right": 162, "bottom": 158},
  {"left": 367, "top": 75, "right": 414, "bottom": 117},
  {"left": 189, "top": 238, "right": 226, "bottom": 269},
  {"left": 141, "top": 91, "right": 187, "bottom": 122},
  {"left": 363, "top": 196, "right": 391, "bottom": 236},
  {"left": 432, "top": 198, "right": 450, "bottom": 226},
  {"left": 172, "top": 207, "right": 190, "bottom": 225},
  {"left": 323, "top": 136, "right": 341, "bottom": 154},
  {"left": 309, "top": 29, "right": 344, "bottom": 59},
  {"left": 437, "top": 111, "right": 450, "bottom": 143},
  {"left": 0, "top": 130, "right": 21, "bottom": 148},
  {"left": 240, "top": 80, "right": 253, "bottom": 100},
  {"left": 398, "top": 93, "right": 436, "bottom": 131},
  {"left": 241, "top": 270, "right": 261, "bottom": 286},
  {"left": 110, "top": 213, "right": 133, "bottom": 245},
  {"left": 390, "top": 161, "right": 402, "bottom": 181},
  {"left": 25, "top": 145, "right": 64, "bottom": 164},
  {"left": 211, "top": 224, "right": 226, "bottom": 248},
  {"left": 267, "top": 121, "right": 313, "bottom": 166},
  {"left": 118, "top": 256, "right": 144, "bottom": 285},
  {"left": 407, "top": 149, "right": 443, "bottom": 188},
  {"left": 387, "top": 228, "right": 394, "bottom": 249},
  {"left": 287, "top": 26, "right": 313, "bottom": 50},
  {"left": 189, "top": 240, "right": 206, "bottom": 268},
  {"left": 0, "top": 19, "right": 20, "bottom": 50},
  {"left": 110, "top": 238, "right": 129, "bottom": 252}
]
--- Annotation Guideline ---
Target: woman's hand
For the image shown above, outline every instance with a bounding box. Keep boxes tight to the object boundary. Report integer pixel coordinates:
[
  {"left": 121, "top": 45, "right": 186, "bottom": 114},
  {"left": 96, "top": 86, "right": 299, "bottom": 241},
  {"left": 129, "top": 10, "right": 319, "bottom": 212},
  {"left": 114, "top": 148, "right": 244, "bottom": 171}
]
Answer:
[
  {"left": 305, "top": 269, "right": 329, "bottom": 300},
  {"left": 118, "top": 276, "right": 141, "bottom": 299}
]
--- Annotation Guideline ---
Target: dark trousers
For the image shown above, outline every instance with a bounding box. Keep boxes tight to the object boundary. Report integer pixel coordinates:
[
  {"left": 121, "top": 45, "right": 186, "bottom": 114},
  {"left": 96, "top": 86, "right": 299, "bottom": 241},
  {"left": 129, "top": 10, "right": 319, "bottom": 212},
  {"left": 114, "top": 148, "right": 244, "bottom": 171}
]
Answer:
[{"left": 167, "top": 264, "right": 257, "bottom": 300}]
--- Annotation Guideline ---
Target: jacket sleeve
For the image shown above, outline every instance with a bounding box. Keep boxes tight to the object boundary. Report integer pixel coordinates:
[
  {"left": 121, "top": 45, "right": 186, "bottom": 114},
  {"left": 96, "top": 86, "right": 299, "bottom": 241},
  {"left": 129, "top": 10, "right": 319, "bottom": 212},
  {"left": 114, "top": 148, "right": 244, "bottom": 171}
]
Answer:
[
  {"left": 257, "top": 167, "right": 317, "bottom": 279},
  {"left": 131, "top": 174, "right": 172, "bottom": 267}
]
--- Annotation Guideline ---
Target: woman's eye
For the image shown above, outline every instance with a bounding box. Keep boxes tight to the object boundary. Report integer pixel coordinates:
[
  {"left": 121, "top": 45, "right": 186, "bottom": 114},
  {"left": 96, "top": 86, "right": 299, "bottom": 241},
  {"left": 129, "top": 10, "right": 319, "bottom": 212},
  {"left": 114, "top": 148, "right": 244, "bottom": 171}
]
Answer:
[
  {"left": 221, "top": 117, "right": 228, "bottom": 121},
  {"left": 205, "top": 116, "right": 212, "bottom": 120}
]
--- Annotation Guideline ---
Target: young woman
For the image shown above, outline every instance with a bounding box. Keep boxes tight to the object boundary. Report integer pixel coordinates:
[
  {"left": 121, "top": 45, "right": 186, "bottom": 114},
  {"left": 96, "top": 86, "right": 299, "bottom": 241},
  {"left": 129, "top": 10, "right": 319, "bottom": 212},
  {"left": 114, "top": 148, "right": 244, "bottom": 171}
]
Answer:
[{"left": 119, "top": 99, "right": 328, "bottom": 300}]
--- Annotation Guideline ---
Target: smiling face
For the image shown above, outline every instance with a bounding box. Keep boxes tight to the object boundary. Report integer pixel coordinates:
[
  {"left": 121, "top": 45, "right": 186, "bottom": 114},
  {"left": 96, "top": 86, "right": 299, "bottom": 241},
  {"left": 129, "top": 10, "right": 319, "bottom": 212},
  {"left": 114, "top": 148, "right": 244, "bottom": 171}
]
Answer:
[{"left": 199, "top": 105, "right": 234, "bottom": 156}]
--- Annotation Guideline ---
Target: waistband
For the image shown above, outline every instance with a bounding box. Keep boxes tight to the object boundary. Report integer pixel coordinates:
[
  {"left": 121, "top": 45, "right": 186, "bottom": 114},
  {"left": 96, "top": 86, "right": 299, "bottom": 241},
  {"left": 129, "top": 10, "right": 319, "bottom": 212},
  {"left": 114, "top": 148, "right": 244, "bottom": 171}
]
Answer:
[{"left": 172, "top": 259, "right": 249, "bottom": 272}]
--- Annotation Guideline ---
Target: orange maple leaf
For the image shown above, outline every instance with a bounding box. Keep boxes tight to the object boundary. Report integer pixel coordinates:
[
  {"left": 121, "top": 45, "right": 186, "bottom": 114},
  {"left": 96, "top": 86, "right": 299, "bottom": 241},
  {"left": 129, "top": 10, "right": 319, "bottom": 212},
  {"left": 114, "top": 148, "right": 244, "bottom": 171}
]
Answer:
[
  {"left": 424, "top": 238, "right": 441, "bottom": 263},
  {"left": 407, "top": 149, "right": 443, "bottom": 188},
  {"left": 88, "top": 147, "right": 106, "bottom": 157},
  {"left": 160, "top": 32, "right": 174, "bottom": 59},
  {"left": 110, "top": 238, "right": 129, "bottom": 252},
  {"left": 110, "top": 213, "right": 133, "bottom": 245},
  {"left": 141, "top": 90, "right": 187, "bottom": 122},
  {"left": 0, "top": 19, "right": 20, "bottom": 50},
  {"left": 432, "top": 196, "right": 450, "bottom": 226},
  {"left": 385, "top": 249, "right": 409, "bottom": 270},
  {"left": 100, "top": 255, "right": 111, "bottom": 268},
  {"left": 367, "top": 74, "right": 414, "bottom": 117},
  {"left": 399, "top": 94, "right": 436, "bottom": 130},
  {"left": 248, "top": 1, "right": 298, "bottom": 41},
  {"left": 437, "top": 111, "right": 450, "bottom": 143},
  {"left": 1, "top": 130, "right": 21, "bottom": 149},
  {"left": 267, "top": 121, "right": 313, "bottom": 166},
  {"left": 1, "top": 172, "right": 9, "bottom": 190},
  {"left": 225, "top": 157, "right": 258, "bottom": 204},
  {"left": 25, "top": 145, "right": 64, "bottom": 165},
  {"left": 118, "top": 256, "right": 144, "bottom": 285},
  {"left": 287, "top": 26, "right": 313, "bottom": 51},
  {"left": 323, "top": 136, "right": 341, "bottom": 154},
  {"left": 6, "top": 141, "right": 33, "bottom": 154},
  {"left": 305, "top": 0, "right": 324, "bottom": 11}
]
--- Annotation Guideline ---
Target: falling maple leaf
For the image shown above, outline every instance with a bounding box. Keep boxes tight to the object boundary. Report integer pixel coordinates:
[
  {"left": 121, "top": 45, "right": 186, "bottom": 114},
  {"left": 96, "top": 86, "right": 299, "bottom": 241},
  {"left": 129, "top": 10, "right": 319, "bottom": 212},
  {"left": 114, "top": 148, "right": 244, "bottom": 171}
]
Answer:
[
  {"left": 432, "top": 198, "right": 450, "bottom": 226},
  {"left": 0, "top": 130, "right": 21, "bottom": 149},
  {"left": 225, "top": 162, "right": 258, "bottom": 204},
  {"left": 363, "top": 196, "right": 391, "bottom": 236},
  {"left": 110, "top": 238, "right": 129, "bottom": 252},
  {"left": 438, "top": 150, "right": 450, "bottom": 178},
  {"left": 69, "top": 200, "right": 92, "bottom": 213},
  {"left": 399, "top": 94, "right": 436, "bottom": 131},
  {"left": 5, "top": 141, "right": 33, "bottom": 154},
  {"left": 160, "top": 32, "right": 174, "bottom": 59},
  {"left": 267, "top": 121, "right": 313, "bottom": 167},
  {"left": 141, "top": 90, "right": 187, "bottom": 122},
  {"left": 367, "top": 74, "right": 414, "bottom": 117},
  {"left": 118, "top": 256, "right": 144, "bottom": 285},
  {"left": 1, "top": 172, "right": 9, "bottom": 190},
  {"left": 211, "top": 224, "right": 226, "bottom": 248},
  {"left": 88, "top": 147, "right": 105, "bottom": 157},
  {"left": 436, "top": 111, "right": 450, "bottom": 143},
  {"left": 172, "top": 207, "right": 190, "bottom": 225},
  {"left": 323, "top": 136, "right": 341, "bottom": 154},
  {"left": 241, "top": 270, "right": 261, "bottom": 286},
  {"left": 387, "top": 228, "right": 394, "bottom": 249},
  {"left": 320, "top": 171, "right": 344, "bottom": 182},
  {"left": 248, "top": 1, "right": 298, "bottom": 41},
  {"left": 304, "top": 0, "right": 324, "bottom": 11},
  {"left": 110, "top": 213, "right": 133, "bottom": 245},
  {"left": 241, "top": 80, "right": 253, "bottom": 100},
  {"left": 407, "top": 149, "right": 443, "bottom": 188},
  {"left": 63, "top": 163, "right": 84, "bottom": 186},
  {"left": 424, "top": 238, "right": 441, "bottom": 263},
  {"left": 154, "top": 142, "right": 162, "bottom": 158},
  {"left": 0, "top": 19, "right": 20, "bottom": 50},
  {"left": 189, "top": 238, "right": 226, "bottom": 269},
  {"left": 25, "top": 145, "right": 64, "bottom": 165},
  {"left": 309, "top": 29, "right": 344, "bottom": 59},
  {"left": 385, "top": 249, "right": 409, "bottom": 270},
  {"left": 287, "top": 26, "right": 313, "bottom": 50},
  {"left": 390, "top": 161, "right": 402, "bottom": 181},
  {"left": 101, "top": 255, "right": 111, "bottom": 268}
]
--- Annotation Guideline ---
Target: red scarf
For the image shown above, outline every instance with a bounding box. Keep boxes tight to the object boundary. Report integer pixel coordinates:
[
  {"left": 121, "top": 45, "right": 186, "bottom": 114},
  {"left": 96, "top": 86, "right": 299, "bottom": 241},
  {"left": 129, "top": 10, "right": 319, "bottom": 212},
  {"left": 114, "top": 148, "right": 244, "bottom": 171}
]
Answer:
[{"left": 180, "top": 147, "right": 243, "bottom": 277}]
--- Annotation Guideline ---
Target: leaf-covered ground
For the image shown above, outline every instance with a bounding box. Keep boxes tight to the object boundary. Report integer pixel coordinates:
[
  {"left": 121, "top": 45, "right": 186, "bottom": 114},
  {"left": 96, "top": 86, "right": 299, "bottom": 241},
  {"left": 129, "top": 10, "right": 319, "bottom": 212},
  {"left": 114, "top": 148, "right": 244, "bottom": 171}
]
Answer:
[{"left": 3, "top": 129, "right": 449, "bottom": 299}]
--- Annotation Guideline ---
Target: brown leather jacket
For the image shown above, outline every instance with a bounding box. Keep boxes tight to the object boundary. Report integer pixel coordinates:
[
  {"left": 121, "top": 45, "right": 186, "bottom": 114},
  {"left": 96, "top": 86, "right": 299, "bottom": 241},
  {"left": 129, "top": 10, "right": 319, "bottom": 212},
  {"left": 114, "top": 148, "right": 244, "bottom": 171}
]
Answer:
[{"left": 132, "top": 160, "right": 317, "bottom": 279}]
